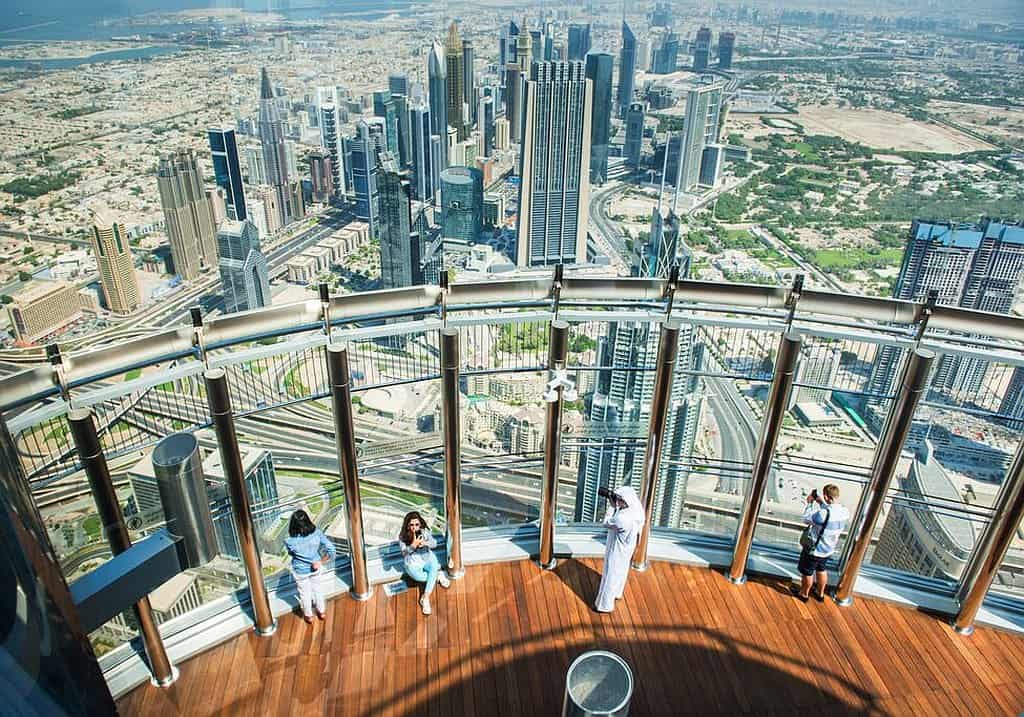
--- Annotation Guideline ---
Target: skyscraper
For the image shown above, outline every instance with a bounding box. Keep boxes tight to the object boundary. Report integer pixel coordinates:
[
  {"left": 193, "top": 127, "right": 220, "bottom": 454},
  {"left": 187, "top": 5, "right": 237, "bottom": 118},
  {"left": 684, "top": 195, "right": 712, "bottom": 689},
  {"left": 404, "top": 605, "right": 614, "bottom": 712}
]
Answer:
[
  {"left": 505, "top": 64, "right": 523, "bottom": 144},
  {"left": 477, "top": 95, "right": 495, "bottom": 157},
  {"left": 348, "top": 120, "right": 383, "bottom": 238},
  {"left": 462, "top": 38, "right": 475, "bottom": 125},
  {"left": 245, "top": 146, "right": 266, "bottom": 185},
  {"left": 575, "top": 317, "right": 703, "bottom": 525},
  {"left": 373, "top": 90, "right": 400, "bottom": 158},
  {"left": 208, "top": 126, "right": 247, "bottom": 221},
  {"left": 440, "top": 166, "right": 483, "bottom": 244},
  {"left": 516, "top": 61, "right": 592, "bottom": 267},
  {"left": 624, "top": 102, "right": 646, "bottom": 168},
  {"left": 718, "top": 31, "right": 736, "bottom": 69},
  {"left": 427, "top": 41, "right": 449, "bottom": 168},
  {"left": 89, "top": 209, "right": 140, "bottom": 315},
  {"left": 392, "top": 89, "right": 412, "bottom": 169},
  {"left": 217, "top": 220, "right": 269, "bottom": 314},
  {"left": 308, "top": 149, "right": 334, "bottom": 204},
  {"left": 410, "top": 104, "right": 435, "bottom": 203},
  {"left": 568, "top": 24, "right": 592, "bottom": 61},
  {"left": 318, "top": 100, "right": 347, "bottom": 197},
  {"left": 156, "top": 149, "right": 218, "bottom": 281},
  {"left": 388, "top": 74, "right": 410, "bottom": 98},
  {"left": 377, "top": 155, "right": 419, "bottom": 289},
  {"left": 867, "top": 220, "right": 1024, "bottom": 410},
  {"left": 585, "top": 53, "right": 614, "bottom": 184},
  {"left": 445, "top": 23, "right": 467, "bottom": 141},
  {"left": 616, "top": 21, "right": 637, "bottom": 118},
  {"left": 652, "top": 30, "right": 680, "bottom": 74},
  {"left": 694, "top": 27, "right": 712, "bottom": 71},
  {"left": 674, "top": 85, "right": 723, "bottom": 199},
  {"left": 258, "top": 67, "right": 292, "bottom": 228}
]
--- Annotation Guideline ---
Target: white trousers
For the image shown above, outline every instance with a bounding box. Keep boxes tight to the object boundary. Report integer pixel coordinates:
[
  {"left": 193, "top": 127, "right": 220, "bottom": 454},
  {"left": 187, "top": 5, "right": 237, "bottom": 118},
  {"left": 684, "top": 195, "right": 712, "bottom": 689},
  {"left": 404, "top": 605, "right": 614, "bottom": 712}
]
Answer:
[{"left": 293, "top": 567, "right": 325, "bottom": 617}]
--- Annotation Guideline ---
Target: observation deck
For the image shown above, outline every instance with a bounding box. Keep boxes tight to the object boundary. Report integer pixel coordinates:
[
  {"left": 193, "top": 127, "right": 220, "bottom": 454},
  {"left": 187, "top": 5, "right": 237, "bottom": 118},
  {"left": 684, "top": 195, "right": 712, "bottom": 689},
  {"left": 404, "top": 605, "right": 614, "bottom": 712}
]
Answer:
[
  {"left": 115, "top": 558, "right": 1024, "bottom": 716},
  {"left": 3, "top": 274, "right": 1024, "bottom": 715}
]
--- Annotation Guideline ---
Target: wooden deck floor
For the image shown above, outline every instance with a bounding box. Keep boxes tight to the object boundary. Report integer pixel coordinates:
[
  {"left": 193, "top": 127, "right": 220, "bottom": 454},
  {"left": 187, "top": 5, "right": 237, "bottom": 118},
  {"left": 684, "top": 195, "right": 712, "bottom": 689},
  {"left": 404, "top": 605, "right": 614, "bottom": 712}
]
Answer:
[{"left": 118, "top": 559, "right": 1024, "bottom": 716}]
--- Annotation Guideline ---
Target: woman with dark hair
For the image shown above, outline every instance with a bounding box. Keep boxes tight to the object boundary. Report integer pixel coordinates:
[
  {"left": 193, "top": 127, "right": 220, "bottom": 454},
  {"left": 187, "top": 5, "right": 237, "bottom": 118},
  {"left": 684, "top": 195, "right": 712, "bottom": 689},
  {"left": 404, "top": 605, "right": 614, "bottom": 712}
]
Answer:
[
  {"left": 398, "top": 511, "right": 449, "bottom": 615},
  {"left": 284, "top": 509, "right": 336, "bottom": 623}
]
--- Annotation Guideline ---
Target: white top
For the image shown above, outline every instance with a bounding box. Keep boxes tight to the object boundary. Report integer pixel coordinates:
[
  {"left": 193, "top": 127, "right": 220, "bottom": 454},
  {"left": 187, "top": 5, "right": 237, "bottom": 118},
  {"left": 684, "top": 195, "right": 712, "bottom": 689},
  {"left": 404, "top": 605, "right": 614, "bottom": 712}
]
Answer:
[
  {"left": 802, "top": 500, "right": 850, "bottom": 558},
  {"left": 400, "top": 530, "right": 438, "bottom": 571}
]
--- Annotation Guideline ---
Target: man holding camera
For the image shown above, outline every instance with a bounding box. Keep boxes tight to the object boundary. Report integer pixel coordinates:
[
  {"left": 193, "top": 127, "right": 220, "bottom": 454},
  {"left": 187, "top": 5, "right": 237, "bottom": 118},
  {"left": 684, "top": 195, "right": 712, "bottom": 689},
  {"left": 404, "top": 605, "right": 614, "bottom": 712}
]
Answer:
[
  {"left": 794, "top": 483, "right": 849, "bottom": 603},
  {"left": 595, "top": 485, "right": 646, "bottom": 613}
]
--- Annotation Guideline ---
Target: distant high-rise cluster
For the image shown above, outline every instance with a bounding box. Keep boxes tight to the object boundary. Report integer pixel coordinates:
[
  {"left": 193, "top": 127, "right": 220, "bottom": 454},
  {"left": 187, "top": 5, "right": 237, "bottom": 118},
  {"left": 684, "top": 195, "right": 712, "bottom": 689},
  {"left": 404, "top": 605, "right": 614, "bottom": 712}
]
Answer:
[{"left": 867, "top": 219, "right": 1024, "bottom": 418}]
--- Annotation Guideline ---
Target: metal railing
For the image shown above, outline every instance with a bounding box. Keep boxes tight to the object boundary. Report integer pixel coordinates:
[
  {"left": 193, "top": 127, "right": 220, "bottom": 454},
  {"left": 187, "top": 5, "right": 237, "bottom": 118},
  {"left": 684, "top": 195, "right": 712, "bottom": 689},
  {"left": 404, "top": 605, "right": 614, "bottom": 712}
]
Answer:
[{"left": 4, "top": 274, "right": 1024, "bottom": 684}]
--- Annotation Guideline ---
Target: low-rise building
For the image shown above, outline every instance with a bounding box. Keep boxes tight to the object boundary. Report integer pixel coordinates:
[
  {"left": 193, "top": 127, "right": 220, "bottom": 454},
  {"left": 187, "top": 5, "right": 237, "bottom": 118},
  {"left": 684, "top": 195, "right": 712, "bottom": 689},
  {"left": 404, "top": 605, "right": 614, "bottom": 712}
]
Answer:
[
  {"left": 286, "top": 254, "right": 319, "bottom": 284},
  {"left": 7, "top": 280, "right": 82, "bottom": 344}
]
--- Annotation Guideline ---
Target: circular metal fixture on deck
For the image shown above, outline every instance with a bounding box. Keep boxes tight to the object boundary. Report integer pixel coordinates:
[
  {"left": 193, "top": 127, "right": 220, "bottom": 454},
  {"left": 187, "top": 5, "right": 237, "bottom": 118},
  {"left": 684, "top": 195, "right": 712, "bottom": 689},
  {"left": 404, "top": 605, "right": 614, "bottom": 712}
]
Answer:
[{"left": 563, "top": 649, "right": 633, "bottom": 716}]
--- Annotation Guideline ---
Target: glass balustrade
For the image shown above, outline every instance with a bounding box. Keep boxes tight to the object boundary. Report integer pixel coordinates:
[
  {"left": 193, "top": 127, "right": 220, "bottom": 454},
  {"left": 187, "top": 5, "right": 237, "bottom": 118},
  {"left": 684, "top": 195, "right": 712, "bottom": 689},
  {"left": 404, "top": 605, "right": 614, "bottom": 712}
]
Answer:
[{"left": 3, "top": 283, "right": 1023, "bottom": 680}]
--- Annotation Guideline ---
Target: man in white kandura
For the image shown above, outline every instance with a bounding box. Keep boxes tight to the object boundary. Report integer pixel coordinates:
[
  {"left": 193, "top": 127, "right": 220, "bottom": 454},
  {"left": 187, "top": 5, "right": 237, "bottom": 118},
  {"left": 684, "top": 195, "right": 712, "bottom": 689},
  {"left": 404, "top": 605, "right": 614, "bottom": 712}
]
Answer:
[{"left": 595, "top": 485, "right": 646, "bottom": 613}]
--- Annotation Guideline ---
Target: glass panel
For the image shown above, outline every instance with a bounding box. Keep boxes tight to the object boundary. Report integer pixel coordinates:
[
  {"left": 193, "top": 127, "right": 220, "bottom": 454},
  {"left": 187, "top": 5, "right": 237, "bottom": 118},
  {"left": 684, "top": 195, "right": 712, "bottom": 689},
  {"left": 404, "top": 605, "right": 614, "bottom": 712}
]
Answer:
[
  {"left": 353, "top": 373, "right": 443, "bottom": 547},
  {"left": 864, "top": 348, "right": 1014, "bottom": 589},
  {"left": 749, "top": 334, "right": 895, "bottom": 555}
]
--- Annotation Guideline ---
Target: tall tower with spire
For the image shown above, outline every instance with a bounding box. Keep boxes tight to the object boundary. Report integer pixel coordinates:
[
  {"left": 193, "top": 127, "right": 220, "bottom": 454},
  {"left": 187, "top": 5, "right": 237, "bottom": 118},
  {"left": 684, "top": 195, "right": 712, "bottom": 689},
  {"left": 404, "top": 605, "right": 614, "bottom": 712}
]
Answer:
[
  {"left": 427, "top": 41, "right": 449, "bottom": 168},
  {"left": 444, "top": 23, "right": 467, "bottom": 141},
  {"left": 258, "top": 67, "right": 291, "bottom": 228},
  {"left": 616, "top": 21, "right": 637, "bottom": 119}
]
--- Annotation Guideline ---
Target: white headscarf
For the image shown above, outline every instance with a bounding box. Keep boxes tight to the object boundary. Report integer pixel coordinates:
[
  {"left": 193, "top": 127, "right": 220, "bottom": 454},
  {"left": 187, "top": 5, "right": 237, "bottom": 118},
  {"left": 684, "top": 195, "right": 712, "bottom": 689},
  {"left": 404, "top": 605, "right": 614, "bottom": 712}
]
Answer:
[{"left": 613, "top": 485, "right": 646, "bottom": 527}]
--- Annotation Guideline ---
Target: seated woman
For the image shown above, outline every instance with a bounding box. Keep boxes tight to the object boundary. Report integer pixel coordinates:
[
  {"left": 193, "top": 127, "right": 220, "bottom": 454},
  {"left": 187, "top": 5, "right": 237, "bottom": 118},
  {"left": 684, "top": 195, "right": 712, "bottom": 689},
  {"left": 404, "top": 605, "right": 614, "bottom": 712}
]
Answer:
[
  {"left": 284, "top": 509, "right": 336, "bottom": 624},
  {"left": 398, "top": 511, "right": 450, "bottom": 615}
]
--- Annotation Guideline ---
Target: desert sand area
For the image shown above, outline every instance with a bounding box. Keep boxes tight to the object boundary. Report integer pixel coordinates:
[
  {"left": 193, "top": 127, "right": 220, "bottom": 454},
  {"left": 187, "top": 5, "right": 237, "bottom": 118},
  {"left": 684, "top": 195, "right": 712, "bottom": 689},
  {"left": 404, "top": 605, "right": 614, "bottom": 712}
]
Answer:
[
  {"left": 927, "top": 99, "right": 1024, "bottom": 144},
  {"left": 795, "top": 106, "right": 994, "bottom": 153}
]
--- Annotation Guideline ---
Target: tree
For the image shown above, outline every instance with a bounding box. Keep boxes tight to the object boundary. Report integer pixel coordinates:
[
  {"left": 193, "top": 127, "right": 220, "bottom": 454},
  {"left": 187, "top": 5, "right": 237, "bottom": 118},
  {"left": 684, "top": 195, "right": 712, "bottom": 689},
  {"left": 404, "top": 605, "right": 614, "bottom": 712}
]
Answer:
[
  {"left": 18, "top": 271, "right": 31, "bottom": 282},
  {"left": 0, "top": 295, "right": 11, "bottom": 304}
]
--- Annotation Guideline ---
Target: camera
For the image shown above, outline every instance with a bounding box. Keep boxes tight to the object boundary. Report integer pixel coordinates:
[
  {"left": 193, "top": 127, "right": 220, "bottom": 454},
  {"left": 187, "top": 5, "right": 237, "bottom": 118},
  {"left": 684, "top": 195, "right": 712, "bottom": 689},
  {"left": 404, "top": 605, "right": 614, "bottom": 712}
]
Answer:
[{"left": 597, "top": 486, "right": 616, "bottom": 500}]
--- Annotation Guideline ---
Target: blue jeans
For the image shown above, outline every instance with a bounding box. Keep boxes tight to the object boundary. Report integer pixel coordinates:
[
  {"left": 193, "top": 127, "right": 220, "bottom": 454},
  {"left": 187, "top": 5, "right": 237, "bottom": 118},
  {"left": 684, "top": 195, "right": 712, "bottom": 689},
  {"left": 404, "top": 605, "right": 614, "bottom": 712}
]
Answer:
[{"left": 405, "top": 551, "right": 440, "bottom": 595}]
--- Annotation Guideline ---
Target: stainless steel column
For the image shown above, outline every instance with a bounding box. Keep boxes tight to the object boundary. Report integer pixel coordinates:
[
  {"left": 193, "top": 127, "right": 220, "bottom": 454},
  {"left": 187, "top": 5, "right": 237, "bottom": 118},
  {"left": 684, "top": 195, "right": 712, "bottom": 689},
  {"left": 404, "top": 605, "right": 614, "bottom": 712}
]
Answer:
[
  {"left": 67, "top": 408, "right": 177, "bottom": 686},
  {"left": 632, "top": 318, "right": 682, "bottom": 571},
  {"left": 204, "top": 369, "right": 276, "bottom": 635},
  {"left": 440, "top": 327, "right": 465, "bottom": 579},
  {"left": 326, "top": 343, "right": 372, "bottom": 600},
  {"left": 539, "top": 319, "right": 570, "bottom": 570},
  {"left": 953, "top": 437, "right": 1024, "bottom": 635},
  {"left": 727, "top": 330, "right": 802, "bottom": 585},
  {"left": 835, "top": 348, "right": 934, "bottom": 606}
]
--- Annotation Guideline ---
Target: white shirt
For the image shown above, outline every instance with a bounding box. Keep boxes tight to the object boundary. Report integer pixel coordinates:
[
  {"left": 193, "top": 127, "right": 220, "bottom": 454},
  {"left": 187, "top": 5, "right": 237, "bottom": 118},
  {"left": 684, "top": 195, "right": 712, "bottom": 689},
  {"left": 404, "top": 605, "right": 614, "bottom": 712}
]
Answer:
[{"left": 802, "top": 500, "right": 850, "bottom": 558}]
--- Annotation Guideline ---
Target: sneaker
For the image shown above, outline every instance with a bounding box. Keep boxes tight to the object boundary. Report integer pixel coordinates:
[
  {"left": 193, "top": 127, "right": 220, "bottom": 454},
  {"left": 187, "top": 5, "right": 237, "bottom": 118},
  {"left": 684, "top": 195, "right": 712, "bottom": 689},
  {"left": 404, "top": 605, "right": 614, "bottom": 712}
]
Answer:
[
  {"left": 303, "top": 615, "right": 314, "bottom": 624},
  {"left": 420, "top": 596, "right": 432, "bottom": 615},
  {"left": 316, "top": 610, "right": 326, "bottom": 620},
  {"left": 789, "top": 586, "right": 809, "bottom": 604},
  {"left": 438, "top": 572, "right": 451, "bottom": 589}
]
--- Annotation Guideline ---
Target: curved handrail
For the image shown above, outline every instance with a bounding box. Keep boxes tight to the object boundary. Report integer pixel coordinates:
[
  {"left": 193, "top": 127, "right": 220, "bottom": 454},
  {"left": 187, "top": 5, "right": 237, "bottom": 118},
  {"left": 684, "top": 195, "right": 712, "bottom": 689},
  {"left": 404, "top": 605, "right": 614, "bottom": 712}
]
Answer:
[{"left": 4, "top": 275, "right": 1024, "bottom": 411}]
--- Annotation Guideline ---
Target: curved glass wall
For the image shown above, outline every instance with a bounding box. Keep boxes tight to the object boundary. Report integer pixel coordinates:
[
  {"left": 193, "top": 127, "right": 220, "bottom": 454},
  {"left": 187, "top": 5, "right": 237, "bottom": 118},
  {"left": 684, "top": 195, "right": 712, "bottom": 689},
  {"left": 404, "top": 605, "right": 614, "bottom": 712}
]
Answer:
[{"left": 3, "top": 278, "right": 1023, "bottom": 677}]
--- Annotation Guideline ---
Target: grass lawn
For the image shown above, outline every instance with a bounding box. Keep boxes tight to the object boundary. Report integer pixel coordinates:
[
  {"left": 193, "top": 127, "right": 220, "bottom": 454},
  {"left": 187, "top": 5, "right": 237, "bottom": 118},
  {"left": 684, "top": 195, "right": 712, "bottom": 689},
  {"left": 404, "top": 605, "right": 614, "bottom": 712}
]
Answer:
[
  {"left": 812, "top": 248, "right": 903, "bottom": 270},
  {"left": 124, "top": 368, "right": 142, "bottom": 381},
  {"left": 83, "top": 515, "right": 102, "bottom": 540}
]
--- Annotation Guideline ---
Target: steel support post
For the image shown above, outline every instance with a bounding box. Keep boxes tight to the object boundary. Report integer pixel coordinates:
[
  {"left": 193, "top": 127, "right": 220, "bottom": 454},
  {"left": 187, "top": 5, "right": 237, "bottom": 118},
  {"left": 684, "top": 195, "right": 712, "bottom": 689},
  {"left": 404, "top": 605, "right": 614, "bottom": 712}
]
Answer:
[
  {"left": 204, "top": 369, "right": 276, "bottom": 635},
  {"left": 326, "top": 343, "right": 372, "bottom": 600},
  {"left": 538, "top": 319, "right": 570, "bottom": 570},
  {"left": 835, "top": 349, "right": 934, "bottom": 605},
  {"left": 632, "top": 319, "right": 682, "bottom": 571},
  {"left": 440, "top": 328, "right": 465, "bottom": 578},
  {"left": 68, "top": 408, "right": 178, "bottom": 686},
  {"left": 953, "top": 437, "right": 1024, "bottom": 635},
  {"left": 727, "top": 331, "right": 802, "bottom": 585}
]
